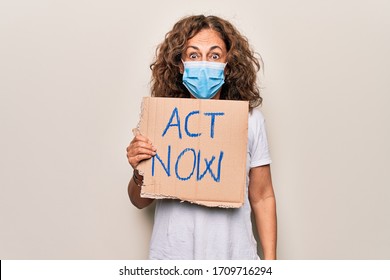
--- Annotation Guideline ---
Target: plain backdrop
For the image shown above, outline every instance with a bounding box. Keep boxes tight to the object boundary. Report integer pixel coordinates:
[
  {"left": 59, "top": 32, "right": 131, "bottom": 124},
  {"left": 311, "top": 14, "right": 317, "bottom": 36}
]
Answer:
[{"left": 1, "top": 0, "right": 389, "bottom": 259}]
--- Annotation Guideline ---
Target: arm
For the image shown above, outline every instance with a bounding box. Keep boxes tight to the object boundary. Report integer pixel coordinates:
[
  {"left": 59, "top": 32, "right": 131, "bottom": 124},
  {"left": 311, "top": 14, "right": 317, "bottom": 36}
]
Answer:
[
  {"left": 126, "top": 134, "right": 156, "bottom": 209},
  {"left": 127, "top": 170, "right": 154, "bottom": 209},
  {"left": 248, "top": 164, "right": 277, "bottom": 260}
]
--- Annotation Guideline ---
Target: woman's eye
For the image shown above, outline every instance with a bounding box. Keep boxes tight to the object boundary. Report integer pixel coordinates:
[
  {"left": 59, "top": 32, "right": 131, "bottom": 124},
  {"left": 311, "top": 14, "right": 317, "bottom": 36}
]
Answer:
[
  {"left": 189, "top": 53, "right": 198, "bottom": 59},
  {"left": 211, "top": 53, "right": 220, "bottom": 60}
]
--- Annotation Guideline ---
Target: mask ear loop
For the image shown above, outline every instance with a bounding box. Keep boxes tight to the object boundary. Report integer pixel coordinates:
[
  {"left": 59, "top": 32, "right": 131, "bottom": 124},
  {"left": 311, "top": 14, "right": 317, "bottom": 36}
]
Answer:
[{"left": 180, "top": 59, "right": 185, "bottom": 74}]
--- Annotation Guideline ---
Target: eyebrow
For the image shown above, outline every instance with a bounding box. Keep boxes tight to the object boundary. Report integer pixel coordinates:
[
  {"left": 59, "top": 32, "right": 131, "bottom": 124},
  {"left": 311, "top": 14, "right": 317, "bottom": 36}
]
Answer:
[{"left": 186, "top": 45, "right": 223, "bottom": 52}]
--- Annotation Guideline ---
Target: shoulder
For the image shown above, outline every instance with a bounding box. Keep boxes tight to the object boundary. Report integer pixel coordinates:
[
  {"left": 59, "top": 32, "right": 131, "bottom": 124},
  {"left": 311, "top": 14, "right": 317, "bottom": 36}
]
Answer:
[
  {"left": 248, "top": 107, "right": 265, "bottom": 127},
  {"left": 248, "top": 107, "right": 265, "bottom": 144}
]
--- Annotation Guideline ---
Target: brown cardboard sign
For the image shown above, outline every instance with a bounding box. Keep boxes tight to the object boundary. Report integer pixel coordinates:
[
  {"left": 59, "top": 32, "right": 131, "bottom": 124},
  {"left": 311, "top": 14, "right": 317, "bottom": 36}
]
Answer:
[{"left": 136, "top": 97, "right": 248, "bottom": 208}]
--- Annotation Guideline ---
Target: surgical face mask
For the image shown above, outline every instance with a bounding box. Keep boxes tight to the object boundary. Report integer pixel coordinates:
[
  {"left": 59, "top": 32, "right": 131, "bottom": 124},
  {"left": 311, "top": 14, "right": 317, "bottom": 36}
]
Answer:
[{"left": 182, "top": 60, "right": 227, "bottom": 99}]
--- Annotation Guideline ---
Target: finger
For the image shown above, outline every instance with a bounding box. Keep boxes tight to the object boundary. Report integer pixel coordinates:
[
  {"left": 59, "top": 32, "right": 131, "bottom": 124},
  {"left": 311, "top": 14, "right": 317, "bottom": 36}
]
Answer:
[
  {"left": 132, "top": 128, "right": 140, "bottom": 136},
  {"left": 129, "top": 154, "right": 154, "bottom": 168},
  {"left": 132, "top": 134, "right": 153, "bottom": 145},
  {"left": 130, "top": 140, "right": 156, "bottom": 152},
  {"left": 128, "top": 147, "right": 156, "bottom": 157}
]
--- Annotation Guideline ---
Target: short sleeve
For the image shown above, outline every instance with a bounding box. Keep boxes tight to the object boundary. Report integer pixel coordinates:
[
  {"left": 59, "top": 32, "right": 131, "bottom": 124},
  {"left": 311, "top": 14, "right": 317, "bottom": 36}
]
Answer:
[{"left": 248, "top": 108, "right": 272, "bottom": 168}]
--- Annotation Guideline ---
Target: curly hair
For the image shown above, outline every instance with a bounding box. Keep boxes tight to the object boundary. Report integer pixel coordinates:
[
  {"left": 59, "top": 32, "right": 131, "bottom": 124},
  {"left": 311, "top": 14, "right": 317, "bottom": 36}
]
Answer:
[{"left": 150, "top": 15, "right": 263, "bottom": 109}]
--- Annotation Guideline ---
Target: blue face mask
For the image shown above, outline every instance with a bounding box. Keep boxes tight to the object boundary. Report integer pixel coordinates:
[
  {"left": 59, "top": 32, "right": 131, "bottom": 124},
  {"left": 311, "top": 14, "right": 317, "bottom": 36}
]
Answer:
[{"left": 182, "top": 61, "right": 227, "bottom": 99}]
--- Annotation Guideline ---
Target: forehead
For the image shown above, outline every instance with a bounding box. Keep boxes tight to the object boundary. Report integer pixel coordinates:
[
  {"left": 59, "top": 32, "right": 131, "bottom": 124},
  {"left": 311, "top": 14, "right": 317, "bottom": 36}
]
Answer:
[{"left": 186, "top": 29, "right": 226, "bottom": 50}]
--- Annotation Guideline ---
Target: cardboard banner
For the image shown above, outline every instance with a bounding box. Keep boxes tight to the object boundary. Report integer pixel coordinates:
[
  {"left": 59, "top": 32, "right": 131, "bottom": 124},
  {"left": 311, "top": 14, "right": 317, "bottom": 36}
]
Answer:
[{"left": 137, "top": 97, "right": 248, "bottom": 208}]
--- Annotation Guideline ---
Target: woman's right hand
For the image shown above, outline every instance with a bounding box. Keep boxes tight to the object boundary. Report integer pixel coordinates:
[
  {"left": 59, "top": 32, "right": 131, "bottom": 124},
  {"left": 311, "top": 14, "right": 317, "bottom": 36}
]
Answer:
[{"left": 126, "top": 134, "right": 157, "bottom": 170}]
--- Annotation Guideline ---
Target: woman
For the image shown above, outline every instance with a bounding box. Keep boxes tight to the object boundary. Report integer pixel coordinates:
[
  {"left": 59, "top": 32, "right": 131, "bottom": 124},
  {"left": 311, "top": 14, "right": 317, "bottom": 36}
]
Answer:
[{"left": 126, "top": 15, "right": 277, "bottom": 260}]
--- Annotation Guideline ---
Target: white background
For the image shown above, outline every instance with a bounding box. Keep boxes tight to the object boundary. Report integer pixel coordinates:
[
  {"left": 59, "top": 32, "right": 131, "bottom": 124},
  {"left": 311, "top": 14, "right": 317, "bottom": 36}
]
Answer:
[{"left": 1, "top": 0, "right": 389, "bottom": 259}]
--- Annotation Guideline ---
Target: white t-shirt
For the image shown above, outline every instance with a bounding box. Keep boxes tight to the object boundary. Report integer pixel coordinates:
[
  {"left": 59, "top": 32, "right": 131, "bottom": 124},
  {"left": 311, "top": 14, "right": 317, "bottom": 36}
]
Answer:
[{"left": 148, "top": 107, "right": 272, "bottom": 259}]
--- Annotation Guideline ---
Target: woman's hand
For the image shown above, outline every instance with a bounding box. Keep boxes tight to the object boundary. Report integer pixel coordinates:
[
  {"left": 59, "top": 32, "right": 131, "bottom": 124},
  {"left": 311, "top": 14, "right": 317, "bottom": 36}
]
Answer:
[
  {"left": 126, "top": 132, "right": 156, "bottom": 209},
  {"left": 126, "top": 134, "right": 156, "bottom": 169}
]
